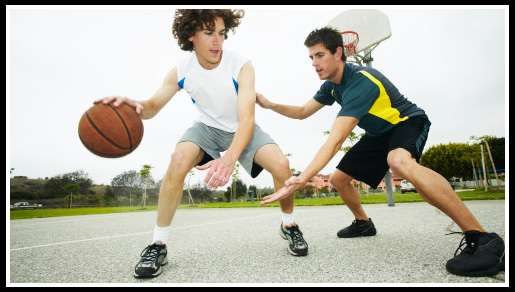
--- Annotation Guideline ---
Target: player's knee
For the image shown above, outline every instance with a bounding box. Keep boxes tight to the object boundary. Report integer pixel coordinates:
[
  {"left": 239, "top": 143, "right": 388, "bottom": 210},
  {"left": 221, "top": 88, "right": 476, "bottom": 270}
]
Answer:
[
  {"left": 387, "top": 149, "right": 416, "bottom": 176},
  {"left": 267, "top": 155, "right": 291, "bottom": 180},
  {"left": 388, "top": 156, "right": 414, "bottom": 179},
  {"left": 329, "top": 172, "right": 352, "bottom": 189},
  {"left": 169, "top": 150, "right": 190, "bottom": 173},
  {"left": 276, "top": 156, "right": 291, "bottom": 177}
]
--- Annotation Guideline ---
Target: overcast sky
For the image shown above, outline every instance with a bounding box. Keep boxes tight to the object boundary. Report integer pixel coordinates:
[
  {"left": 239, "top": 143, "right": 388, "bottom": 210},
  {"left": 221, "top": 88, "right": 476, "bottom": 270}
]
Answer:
[{"left": 7, "top": 6, "right": 507, "bottom": 190}]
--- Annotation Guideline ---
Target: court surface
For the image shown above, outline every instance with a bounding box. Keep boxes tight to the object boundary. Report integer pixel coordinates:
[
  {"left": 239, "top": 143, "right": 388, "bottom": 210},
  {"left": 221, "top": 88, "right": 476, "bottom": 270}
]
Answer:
[{"left": 9, "top": 200, "right": 507, "bottom": 285}]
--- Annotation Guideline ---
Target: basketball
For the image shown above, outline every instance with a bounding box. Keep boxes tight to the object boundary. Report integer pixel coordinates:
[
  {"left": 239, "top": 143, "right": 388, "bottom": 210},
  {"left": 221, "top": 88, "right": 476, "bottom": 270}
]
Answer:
[{"left": 78, "top": 102, "right": 144, "bottom": 158}]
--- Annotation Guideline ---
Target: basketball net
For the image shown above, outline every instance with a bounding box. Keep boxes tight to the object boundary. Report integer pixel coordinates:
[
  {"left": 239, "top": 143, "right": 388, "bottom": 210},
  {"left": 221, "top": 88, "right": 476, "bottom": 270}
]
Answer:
[{"left": 341, "top": 31, "right": 359, "bottom": 58}]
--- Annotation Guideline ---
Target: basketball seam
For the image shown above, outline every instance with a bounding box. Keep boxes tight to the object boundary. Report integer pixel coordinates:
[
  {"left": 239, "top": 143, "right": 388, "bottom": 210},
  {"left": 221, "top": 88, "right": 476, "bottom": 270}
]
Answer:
[
  {"left": 85, "top": 111, "right": 130, "bottom": 150},
  {"left": 108, "top": 104, "right": 134, "bottom": 152}
]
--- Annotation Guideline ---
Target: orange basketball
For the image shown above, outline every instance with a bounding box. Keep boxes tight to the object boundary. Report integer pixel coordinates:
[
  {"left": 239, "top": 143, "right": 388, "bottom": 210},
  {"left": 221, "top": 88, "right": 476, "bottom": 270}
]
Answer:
[{"left": 78, "top": 102, "right": 144, "bottom": 158}]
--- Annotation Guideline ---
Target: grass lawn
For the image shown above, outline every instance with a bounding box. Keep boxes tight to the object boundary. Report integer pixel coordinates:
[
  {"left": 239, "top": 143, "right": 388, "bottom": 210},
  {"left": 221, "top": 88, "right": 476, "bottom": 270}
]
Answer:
[{"left": 10, "top": 188, "right": 505, "bottom": 220}]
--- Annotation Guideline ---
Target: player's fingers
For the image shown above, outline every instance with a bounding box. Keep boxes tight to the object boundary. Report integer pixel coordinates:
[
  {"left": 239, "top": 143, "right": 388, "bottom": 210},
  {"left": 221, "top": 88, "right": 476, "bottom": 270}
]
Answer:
[
  {"left": 112, "top": 96, "right": 127, "bottom": 107},
  {"left": 94, "top": 96, "right": 114, "bottom": 104},
  {"left": 196, "top": 161, "right": 212, "bottom": 171},
  {"left": 212, "top": 174, "right": 228, "bottom": 189},
  {"left": 261, "top": 194, "right": 272, "bottom": 202},
  {"left": 211, "top": 162, "right": 231, "bottom": 189},
  {"left": 260, "top": 196, "right": 276, "bottom": 205},
  {"left": 213, "top": 177, "right": 225, "bottom": 189},
  {"left": 201, "top": 166, "right": 216, "bottom": 185},
  {"left": 213, "top": 166, "right": 232, "bottom": 188},
  {"left": 284, "top": 176, "right": 301, "bottom": 188},
  {"left": 260, "top": 193, "right": 281, "bottom": 205},
  {"left": 134, "top": 103, "right": 144, "bottom": 115},
  {"left": 219, "top": 175, "right": 231, "bottom": 187},
  {"left": 260, "top": 186, "right": 295, "bottom": 205}
]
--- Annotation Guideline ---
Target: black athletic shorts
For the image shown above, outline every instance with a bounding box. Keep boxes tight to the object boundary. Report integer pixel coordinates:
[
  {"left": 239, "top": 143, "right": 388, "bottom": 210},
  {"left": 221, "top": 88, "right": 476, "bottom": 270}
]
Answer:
[{"left": 336, "top": 116, "right": 431, "bottom": 189}]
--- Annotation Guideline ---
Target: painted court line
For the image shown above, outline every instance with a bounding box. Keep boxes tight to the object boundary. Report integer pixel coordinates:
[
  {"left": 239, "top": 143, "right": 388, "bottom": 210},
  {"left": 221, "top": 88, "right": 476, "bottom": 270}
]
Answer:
[{"left": 10, "top": 212, "right": 277, "bottom": 252}]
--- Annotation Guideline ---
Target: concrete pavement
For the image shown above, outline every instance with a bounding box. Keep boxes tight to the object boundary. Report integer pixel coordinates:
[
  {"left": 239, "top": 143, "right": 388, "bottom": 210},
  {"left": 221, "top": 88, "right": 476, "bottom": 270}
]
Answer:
[{"left": 9, "top": 200, "right": 507, "bottom": 286}]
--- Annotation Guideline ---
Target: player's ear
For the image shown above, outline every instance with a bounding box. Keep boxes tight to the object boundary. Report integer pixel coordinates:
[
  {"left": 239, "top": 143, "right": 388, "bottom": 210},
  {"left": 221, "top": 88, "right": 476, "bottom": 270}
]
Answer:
[{"left": 335, "top": 47, "right": 343, "bottom": 61}]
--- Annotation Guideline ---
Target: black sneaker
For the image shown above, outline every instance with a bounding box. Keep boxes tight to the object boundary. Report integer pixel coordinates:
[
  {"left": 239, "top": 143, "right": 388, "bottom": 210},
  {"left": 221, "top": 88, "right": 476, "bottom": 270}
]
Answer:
[
  {"left": 134, "top": 242, "right": 168, "bottom": 278},
  {"left": 337, "top": 218, "right": 377, "bottom": 238},
  {"left": 446, "top": 231, "right": 505, "bottom": 277},
  {"left": 280, "top": 223, "right": 308, "bottom": 256}
]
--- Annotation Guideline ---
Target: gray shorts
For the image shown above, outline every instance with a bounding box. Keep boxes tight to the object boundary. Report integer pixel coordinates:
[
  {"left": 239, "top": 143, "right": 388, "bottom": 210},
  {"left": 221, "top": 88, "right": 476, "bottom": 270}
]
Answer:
[{"left": 178, "top": 122, "right": 276, "bottom": 178}]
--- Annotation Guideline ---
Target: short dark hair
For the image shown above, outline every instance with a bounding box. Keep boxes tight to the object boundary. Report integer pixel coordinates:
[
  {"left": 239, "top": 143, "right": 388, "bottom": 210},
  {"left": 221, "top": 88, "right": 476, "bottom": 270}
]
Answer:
[
  {"left": 172, "top": 9, "right": 245, "bottom": 51},
  {"left": 304, "top": 27, "right": 346, "bottom": 61}
]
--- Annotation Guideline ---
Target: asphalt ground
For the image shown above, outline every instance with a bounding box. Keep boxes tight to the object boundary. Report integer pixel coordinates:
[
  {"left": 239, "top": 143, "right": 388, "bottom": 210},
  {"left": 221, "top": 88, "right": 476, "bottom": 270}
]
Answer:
[{"left": 8, "top": 200, "right": 507, "bottom": 286}]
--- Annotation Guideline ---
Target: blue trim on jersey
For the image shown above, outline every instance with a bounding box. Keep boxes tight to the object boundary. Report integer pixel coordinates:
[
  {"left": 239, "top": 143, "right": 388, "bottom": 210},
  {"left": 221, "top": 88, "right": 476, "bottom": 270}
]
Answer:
[
  {"left": 232, "top": 78, "right": 238, "bottom": 94},
  {"left": 178, "top": 77, "right": 185, "bottom": 89}
]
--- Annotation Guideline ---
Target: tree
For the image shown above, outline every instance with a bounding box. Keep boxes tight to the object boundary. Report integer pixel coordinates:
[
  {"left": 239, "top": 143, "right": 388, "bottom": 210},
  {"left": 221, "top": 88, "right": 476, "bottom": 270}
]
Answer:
[
  {"left": 420, "top": 143, "right": 480, "bottom": 180},
  {"left": 188, "top": 182, "right": 213, "bottom": 203},
  {"left": 323, "top": 130, "right": 364, "bottom": 153},
  {"left": 139, "top": 165, "right": 153, "bottom": 209},
  {"left": 111, "top": 170, "right": 142, "bottom": 206},
  {"left": 231, "top": 163, "right": 241, "bottom": 202},
  {"left": 470, "top": 136, "right": 505, "bottom": 170},
  {"left": 224, "top": 179, "right": 247, "bottom": 202},
  {"left": 103, "top": 185, "right": 116, "bottom": 206},
  {"left": 186, "top": 170, "right": 196, "bottom": 206},
  {"left": 234, "top": 179, "right": 247, "bottom": 201},
  {"left": 64, "top": 184, "right": 80, "bottom": 208},
  {"left": 43, "top": 170, "right": 93, "bottom": 198}
]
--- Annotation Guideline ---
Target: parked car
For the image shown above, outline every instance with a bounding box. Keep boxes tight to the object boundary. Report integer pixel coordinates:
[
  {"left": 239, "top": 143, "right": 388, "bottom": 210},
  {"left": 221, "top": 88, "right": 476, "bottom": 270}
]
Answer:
[
  {"left": 400, "top": 180, "right": 417, "bottom": 194},
  {"left": 10, "top": 202, "right": 43, "bottom": 210}
]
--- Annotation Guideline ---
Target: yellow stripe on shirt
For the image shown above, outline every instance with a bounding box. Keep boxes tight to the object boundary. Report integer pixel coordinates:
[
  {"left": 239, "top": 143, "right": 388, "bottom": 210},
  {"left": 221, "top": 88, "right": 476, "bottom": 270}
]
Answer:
[{"left": 359, "top": 70, "right": 409, "bottom": 125}]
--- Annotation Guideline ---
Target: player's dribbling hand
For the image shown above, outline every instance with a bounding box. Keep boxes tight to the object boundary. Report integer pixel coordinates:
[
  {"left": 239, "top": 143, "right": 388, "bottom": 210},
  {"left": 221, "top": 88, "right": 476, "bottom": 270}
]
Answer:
[{"left": 94, "top": 96, "right": 144, "bottom": 115}]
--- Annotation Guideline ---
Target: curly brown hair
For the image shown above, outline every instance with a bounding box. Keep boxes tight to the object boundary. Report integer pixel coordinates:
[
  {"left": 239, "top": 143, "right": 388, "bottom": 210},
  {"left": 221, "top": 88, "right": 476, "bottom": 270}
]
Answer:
[{"left": 172, "top": 9, "right": 245, "bottom": 51}]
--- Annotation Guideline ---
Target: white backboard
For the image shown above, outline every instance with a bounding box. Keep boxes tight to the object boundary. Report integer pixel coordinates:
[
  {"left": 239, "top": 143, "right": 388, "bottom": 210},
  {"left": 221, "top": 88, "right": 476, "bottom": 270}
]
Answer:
[{"left": 326, "top": 9, "right": 391, "bottom": 54}]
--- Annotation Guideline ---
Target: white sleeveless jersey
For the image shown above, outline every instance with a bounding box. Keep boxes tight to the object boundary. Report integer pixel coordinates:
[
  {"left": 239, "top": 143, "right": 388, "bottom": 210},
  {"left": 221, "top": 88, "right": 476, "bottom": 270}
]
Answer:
[{"left": 177, "top": 49, "right": 249, "bottom": 132}]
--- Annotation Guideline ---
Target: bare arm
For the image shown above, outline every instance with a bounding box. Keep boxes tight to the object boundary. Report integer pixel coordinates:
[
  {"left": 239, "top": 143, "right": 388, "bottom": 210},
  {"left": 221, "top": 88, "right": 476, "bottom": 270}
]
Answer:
[
  {"left": 226, "top": 62, "right": 256, "bottom": 163},
  {"left": 196, "top": 62, "right": 256, "bottom": 188},
  {"left": 95, "top": 67, "right": 181, "bottom": 119},
  {"left": 260, "top": 116, "right": 360, "bottom": 205},
  {"left": 295, "top": 116, "right": 359, "bottom": 184},
  {"left": 256, "top": 93, "right": 324, "bottom": 120}
]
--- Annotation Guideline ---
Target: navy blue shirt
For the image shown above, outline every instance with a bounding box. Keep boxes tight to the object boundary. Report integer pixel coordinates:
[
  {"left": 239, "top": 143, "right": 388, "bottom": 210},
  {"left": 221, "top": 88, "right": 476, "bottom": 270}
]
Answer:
[{"left": 313, "top": 63, "right": 427, "bottom": 137}]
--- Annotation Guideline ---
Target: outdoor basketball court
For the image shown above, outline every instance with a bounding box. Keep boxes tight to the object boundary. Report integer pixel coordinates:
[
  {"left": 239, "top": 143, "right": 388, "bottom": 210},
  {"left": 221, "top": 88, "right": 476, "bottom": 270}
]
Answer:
[
  {"left": 9, "top": 200, "right": 506, "bottom": 285},
  {"left": 8, "top": 8, "right": 507, "bottom": 286}
]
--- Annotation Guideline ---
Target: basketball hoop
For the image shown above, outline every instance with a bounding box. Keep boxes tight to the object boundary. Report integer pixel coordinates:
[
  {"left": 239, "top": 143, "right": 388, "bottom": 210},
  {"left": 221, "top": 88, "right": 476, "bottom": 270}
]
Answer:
[{"left": 341, "top": 31, "right": 359, "bottom": 57}]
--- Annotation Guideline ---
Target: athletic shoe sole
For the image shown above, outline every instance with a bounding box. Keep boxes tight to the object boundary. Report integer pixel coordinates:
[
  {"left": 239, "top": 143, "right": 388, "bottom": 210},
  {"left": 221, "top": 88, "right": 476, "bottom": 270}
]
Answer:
[
  {"left": 337, "top": 224, "right": 377, "bottom": 238},
  {"left": 446, "top": 260, "right": 503, "bottom": 277},
  {"left": 134, "top": 257, "right": 168, "bottom": 278}
]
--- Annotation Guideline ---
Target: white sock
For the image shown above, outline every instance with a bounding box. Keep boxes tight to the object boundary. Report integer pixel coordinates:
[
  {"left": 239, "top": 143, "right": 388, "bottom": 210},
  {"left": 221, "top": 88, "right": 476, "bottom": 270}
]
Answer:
[
  {"left": 281, "top": 212, "right": 295, "bottom": 227},
  {"left": 152, "top": 225, "right": 171, "bottom": 245}
]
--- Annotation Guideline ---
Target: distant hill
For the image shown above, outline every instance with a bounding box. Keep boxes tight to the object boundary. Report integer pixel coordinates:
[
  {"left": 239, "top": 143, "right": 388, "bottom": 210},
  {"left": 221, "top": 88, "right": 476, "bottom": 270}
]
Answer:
[{"left": 10, "top": 176, "right": 47, "bottom": 194}]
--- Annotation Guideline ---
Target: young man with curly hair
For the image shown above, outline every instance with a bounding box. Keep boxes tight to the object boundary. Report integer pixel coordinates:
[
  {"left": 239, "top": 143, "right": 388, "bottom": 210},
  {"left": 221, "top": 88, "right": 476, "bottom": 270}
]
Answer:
[
  {"left": 96, "top": 9, "right": 308, "bottom": 279},
  {"left": 256, "top": 27, "right": 505, "bottom": 277}
]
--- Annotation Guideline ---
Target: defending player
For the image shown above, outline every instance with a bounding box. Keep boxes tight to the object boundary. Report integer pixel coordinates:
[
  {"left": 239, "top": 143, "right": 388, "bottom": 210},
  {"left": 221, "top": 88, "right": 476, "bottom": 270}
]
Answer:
[{"left": 256, "top": 27, "right": 504, "bottom": 277}]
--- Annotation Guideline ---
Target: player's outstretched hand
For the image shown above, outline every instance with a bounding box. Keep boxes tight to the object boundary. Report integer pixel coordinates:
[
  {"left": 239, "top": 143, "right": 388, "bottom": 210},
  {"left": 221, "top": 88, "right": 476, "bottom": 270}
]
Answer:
[
  {"left": 196, "top": 156, "right": 234, "bottom": 189},
  {"left": 260, "top": 176, "right": 304, "bottom": 205}
]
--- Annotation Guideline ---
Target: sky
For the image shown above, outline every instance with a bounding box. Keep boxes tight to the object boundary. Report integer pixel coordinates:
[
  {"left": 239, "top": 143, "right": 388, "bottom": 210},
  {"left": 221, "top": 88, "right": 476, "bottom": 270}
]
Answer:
[{"left": 7, "top": 5, "right": 508, "bottom": 190}]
